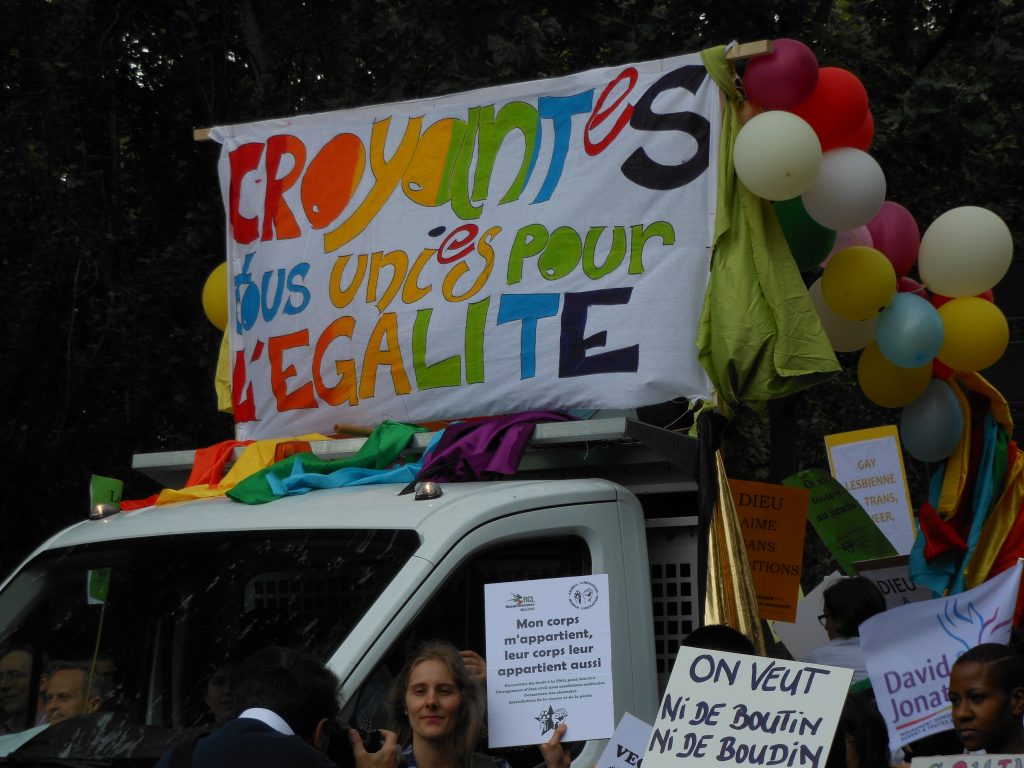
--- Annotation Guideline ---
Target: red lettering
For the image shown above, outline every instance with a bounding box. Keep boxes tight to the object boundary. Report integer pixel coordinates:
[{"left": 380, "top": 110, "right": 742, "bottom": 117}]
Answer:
[
  {"left": 585, "top": 68, "right": 637, "bottom": 156},
  {"left": 229, "top": 143, "right": 265, "bottom": 245},
  {"left": 437, "top": 224, "right": 479, "bottom": 264},
  {"left": 262, "top": 135, "right": 306, "bottom": 241},
  {"left": 269, "top": 330, "right": 317, "bottom": 410}
]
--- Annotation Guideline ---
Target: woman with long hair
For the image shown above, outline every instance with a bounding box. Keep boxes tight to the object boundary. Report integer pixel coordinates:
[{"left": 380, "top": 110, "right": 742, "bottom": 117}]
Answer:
[{"left": 387, "top": 640, "right": 569, "bottom": 768}]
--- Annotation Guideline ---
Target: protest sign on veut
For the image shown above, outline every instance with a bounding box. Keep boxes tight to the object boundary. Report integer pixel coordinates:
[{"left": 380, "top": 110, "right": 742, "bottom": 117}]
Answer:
[
  {"left": 643, "top": 648, "right": 851, "bottom": 768},
  {"left": 854, "top": 555, "right": 932, "bottom": 609},
  {"left": 911, "top": 757, "right": 1024, "bottom": 768},
  {"left": 597, "top": 712, "right": 654, "bottom": 768},
  {"left": 729, "top": 479, "right": 808, "bottom": 622},
  {"left": 484, "top": 574, "right": 613, "bottom": 747},
  {"left": 824, "top": 426, "right": 915, "bottom": 555},
  {"left": 861, "top": 560, "right": 1023, "bottom": 750}
]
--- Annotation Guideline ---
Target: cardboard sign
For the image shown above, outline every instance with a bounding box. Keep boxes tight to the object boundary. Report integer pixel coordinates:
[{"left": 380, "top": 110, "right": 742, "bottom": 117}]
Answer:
[
  {"left": 484, "top": 574, "right": 613, "bottom": 747},
  {"left": 824, "top": 426, "right": 916, "bottom": 555},
  {"left": 861, "top": 560, "right": 1022, "bottom": 749},
  {"left": 643, "top": 648, "right": 851, "bottom": 768},
  {"left": 211, "top": 52, "right": 720, "bottom": 439},
  {"left": 597, "top": 712, "right": 654, "bottom": 768},
  {"left": 729, "top": 479, "right": 808, "bottom": 622},
  {"left": 911, "top": 757, "right": 1024, "bottom": 768},
  {"left": 784, "top": 468, "right": 897, "bottom": 574},
  {"left": 854, "top": 555, "right": 932, "bottom": 608}
]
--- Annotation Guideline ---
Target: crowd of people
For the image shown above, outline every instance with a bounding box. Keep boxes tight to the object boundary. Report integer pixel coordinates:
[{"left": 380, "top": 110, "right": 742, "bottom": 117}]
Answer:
[{"left": 3, "top": 594, "right": 1024, "bottom": 767}]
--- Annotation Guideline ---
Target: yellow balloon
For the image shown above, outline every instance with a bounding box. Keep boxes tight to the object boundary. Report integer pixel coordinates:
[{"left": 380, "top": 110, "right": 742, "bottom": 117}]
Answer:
[
  {"left": 937, "top": 297, "right": 1009, "bottom": 372},
  {"left": 821, "top": 246, "right": 896, "bottom": 321},
  {"left": 202, "top": 262, "right": 228, "bottom": 332},
  {"left": 857, "top": 342, "right": 931, "bottom": 408}
]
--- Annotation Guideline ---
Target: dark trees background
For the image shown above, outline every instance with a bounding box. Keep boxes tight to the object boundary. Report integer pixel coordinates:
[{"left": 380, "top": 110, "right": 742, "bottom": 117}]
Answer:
[{"left": 1, "top": 0, "right": 1021, "bottom": 576}]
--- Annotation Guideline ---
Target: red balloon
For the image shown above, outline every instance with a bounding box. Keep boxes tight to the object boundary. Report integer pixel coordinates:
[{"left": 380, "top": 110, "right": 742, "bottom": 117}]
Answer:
[
  {"left": 932, "top": 290, "right": 994, "bottom": 309},
  {"left": 789, "top": 67, "right": 870, "bottom": 151},
  {"left": 932, "top": 359, "right": 955, "bottom": 380},
  {"left": 897, "top": 276, "right": 928, "bottom": 299},
  {"left": 867, "top": 201, "right": 921, "bottom": 277},
  {"left": 838, "top": 110, "right": 874, "bottom": 151},
  {"left": 743, "top": 39, "right": 819, "bottom": 110}
]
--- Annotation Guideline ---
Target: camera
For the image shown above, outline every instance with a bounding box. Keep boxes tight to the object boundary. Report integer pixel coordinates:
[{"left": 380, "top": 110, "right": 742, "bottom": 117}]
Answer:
[{"left": 321, "top": 722, "right": 390, "bottom": 768}]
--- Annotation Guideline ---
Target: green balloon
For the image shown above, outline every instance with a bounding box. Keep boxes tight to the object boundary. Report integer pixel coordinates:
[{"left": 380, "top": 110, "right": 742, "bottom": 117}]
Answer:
[{"left": 774, "top": 197, "right": 837, "bottom": 271}]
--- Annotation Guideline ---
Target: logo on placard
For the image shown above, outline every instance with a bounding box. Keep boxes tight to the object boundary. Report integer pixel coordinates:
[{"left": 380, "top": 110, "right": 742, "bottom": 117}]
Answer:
[
  {"left": 506, "top": 592, "right": 535, "bottom": 610},
  {"left": 534, "top": 704, "right": 568, "bottom": 735},
  {"left": 568, "top": 580, "right": 599, "bottom": 610}
]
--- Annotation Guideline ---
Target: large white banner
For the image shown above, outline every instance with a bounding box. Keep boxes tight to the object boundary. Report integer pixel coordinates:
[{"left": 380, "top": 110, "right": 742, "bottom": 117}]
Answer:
[
  {"left": 212, "top": 53, "right": 719, "bottom": 439},
  {"left": 861, "top": 561, "right": 1022, "bottom": 750}
]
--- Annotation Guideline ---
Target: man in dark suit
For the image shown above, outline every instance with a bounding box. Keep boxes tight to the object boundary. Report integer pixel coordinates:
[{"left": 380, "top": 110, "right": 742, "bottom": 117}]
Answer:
[{"left": 157, "top": 646, "right": 399, "bottom": 768}]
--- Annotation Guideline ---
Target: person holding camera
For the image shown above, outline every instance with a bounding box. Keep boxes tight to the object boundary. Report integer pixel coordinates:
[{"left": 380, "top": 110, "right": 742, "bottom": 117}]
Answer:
[
  {"left": 157, "top": 646, "right": 401, "bottom": 768},
  {"left": 387, "top": 640, "right": 570, "bottom": 768}
]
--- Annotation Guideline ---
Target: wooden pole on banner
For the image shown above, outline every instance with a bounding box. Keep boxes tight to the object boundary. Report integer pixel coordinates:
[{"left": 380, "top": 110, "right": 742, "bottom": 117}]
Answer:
[{"left": 191, "top": 40, "right": 773, "bottom": 142}]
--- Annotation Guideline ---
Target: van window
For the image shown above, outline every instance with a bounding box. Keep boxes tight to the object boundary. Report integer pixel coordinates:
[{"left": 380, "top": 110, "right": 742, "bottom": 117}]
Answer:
[
  {"left": 0, "top": 529, "right": 417, "bottom": 758},
  {"left": 345, "top": 536, "right": 590, "bottom": 767}
]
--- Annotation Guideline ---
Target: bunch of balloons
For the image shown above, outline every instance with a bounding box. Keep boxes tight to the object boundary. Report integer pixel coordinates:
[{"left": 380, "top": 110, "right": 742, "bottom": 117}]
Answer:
[{"left": 733, "top": 39, "right": 1015, "bottom": 464}]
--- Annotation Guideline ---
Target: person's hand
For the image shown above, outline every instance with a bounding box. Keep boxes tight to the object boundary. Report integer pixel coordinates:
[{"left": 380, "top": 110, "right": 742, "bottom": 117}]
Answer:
[
  {"left": 349, "top": 728, "right": 400, "bottom": 768},
  {"left": 459, "top": 650, "right": 487, "bottom": 684},
  {"left": 539, "top": 723, "right": 571, "bottom": 768}
]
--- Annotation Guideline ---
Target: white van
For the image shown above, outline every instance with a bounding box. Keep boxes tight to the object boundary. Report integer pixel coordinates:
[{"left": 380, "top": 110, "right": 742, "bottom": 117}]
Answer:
[{"left": 0, "top": 418, "right": 700, "bottom": 766}]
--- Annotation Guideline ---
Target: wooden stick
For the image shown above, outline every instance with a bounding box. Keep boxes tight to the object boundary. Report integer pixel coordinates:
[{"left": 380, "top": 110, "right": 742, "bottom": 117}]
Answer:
[{"left": 725, "top": 40, "right": 773, "bottom": 61}]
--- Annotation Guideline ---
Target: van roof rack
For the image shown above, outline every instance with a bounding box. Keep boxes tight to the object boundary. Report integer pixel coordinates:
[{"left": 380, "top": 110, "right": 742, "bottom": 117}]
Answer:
[{"left": 132, "top": 416, "right": 699, "bottom": 494}]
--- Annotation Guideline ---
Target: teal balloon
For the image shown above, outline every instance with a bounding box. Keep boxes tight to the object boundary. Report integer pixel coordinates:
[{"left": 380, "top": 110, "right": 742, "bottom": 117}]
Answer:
[
  {"left": 899, "top": 379, "right": 963, "bottom": 463},
  {"left": 875, "top": 293, "right": 944, "bottom": 368},
  {"left": 774, "top": 197, "right": 837, "bottom": 271}
]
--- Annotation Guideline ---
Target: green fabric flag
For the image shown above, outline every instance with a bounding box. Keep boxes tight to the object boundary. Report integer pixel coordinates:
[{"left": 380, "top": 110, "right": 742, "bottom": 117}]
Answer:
[
  {"left": 784, "top": 468, "right": 897, "bottom": 574},
  {"left": 697, "top": 46, "right": 840, "bottom": 416},
  {"left": 228, "top": 420, "right": 427, "bottom": 504}
]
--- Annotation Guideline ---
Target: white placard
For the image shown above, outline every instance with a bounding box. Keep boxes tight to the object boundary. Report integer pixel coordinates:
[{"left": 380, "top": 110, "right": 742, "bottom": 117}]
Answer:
[
  {"left": 911, "top": 757, "right": 1024, "bottom": 768},
  {"left": 825, "top": 427, "right": 915, "bottom": 555},
  {"left": 862, "top": 560, "right": 1023, "bottom": 750},
  {"left": 643, "top": 648, "right": 851, "bottom": 768},
  {"left": 596, "top": 712, "right": 654, "bottom": 768},
  {"left": 854, "top": 555, "right": 932, "bottom": 609},
  {"left": 484, "top": 574, "right": 613, "bottom": 747}
]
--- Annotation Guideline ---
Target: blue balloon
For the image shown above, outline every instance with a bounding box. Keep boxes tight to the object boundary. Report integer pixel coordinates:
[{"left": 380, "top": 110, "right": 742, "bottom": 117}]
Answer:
[
  {"left": 899, "top": 379, "right": 963, "bottom": 463},
  {"left": 875, "top": 293, "right": 944, "bottom": 368}
]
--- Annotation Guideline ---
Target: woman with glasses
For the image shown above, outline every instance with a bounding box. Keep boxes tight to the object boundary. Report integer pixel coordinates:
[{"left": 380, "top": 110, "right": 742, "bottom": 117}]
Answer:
[{"left": 805, "top": 576, "right": 886, "bottom": 685}]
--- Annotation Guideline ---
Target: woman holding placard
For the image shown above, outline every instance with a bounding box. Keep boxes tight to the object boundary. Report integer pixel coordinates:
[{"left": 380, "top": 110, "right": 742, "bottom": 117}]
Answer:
[{"left": 386, "top": 640, "right": 570, "bottom": 768}]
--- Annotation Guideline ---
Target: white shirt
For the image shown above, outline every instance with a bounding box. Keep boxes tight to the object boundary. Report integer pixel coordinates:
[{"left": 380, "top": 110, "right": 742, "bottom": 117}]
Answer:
[
  {"left": 804, "top": 636, "right": 869, "bottom": 683},
  {"left": 237, "top": 708, "right": 295, "bottom": 735}
]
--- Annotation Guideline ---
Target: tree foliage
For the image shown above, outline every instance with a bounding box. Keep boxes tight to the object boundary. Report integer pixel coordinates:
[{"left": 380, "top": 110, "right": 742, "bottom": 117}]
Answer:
[{"left": 1, "top": 0, "right": 1020, "bottom": 574}]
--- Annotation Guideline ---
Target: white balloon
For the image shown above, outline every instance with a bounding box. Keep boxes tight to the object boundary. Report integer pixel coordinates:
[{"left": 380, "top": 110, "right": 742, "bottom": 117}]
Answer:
[
  {"left": 918, "top": 206, "right": 1013, "bottom": 297},
  {"left": 733, "top": 111, "right": 822, "bottom": 201},
  {"left": 808, "top": 278, "right": 876, "bottom": 352},
  {"left": 801, "top": 148, "right": 886, "bottom": 230}
]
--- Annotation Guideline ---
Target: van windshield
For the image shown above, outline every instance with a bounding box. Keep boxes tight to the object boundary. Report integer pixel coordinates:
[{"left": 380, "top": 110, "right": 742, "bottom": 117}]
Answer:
[{"left": 0, "top": 529, "right": 418, "bottom": 764}]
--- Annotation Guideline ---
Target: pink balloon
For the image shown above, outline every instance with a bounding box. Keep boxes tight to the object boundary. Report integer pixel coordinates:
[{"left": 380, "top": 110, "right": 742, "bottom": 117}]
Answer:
[
  {"left": 743, "top": 39, "right": 819, "bottom": 110},
  {"left": 821, "top": 225, "right": 873, "bottom": 267},
  {"left": 867, "top": 201, "right": 921, "bottom": 277},
  {"left": 897, "top": 276, "right": 928, "bottom": 299}
]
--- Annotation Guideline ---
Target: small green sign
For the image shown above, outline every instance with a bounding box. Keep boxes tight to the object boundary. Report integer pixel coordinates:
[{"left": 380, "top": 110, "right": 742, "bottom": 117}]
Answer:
[
  {"left": 87, "top": 567, "right": 112, "bottom": 605},
  {"left": 783, "top": 468, "right": 897, "bottom": 575},
  {"left": 90, "top": 474, "right": 123, "bottom": 511}
]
